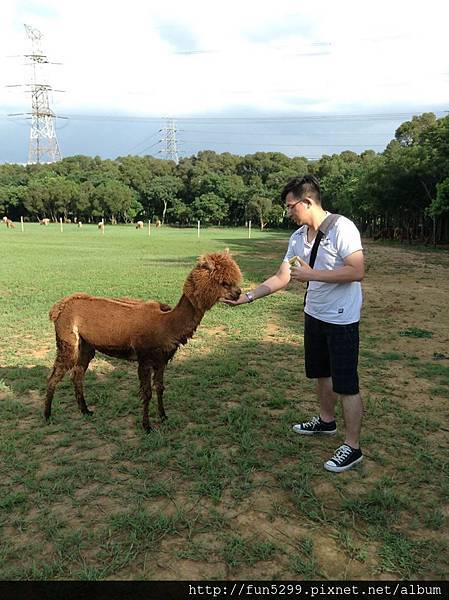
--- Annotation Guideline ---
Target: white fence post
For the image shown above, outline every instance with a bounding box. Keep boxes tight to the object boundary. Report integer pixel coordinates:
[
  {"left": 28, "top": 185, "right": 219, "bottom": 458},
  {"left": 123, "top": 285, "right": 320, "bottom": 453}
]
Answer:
[{"left": 21, "top": 216, "right": 24, "bottom": 232}]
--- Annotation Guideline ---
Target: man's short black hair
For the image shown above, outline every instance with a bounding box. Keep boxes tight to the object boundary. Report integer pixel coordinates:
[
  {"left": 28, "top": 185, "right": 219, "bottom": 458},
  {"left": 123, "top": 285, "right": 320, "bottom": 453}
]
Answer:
[{"left": 281, "top": 175, "right": 321, "bottom": 205}]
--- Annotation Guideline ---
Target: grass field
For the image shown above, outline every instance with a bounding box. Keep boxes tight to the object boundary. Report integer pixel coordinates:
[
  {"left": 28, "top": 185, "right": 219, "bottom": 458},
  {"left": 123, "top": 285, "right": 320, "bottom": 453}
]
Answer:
[{"left": 0, "top": 223, "right": 448, "bottom": 580}]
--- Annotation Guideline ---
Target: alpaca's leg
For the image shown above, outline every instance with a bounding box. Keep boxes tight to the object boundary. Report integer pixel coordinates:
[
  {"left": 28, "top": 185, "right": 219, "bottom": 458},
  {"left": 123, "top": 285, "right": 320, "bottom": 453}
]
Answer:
[
  {"left": 71, "top": 341, "right": 95, "bottom": 415},
  {"left": 45, "top": 356, "right": 71, "bottom": 419},
  {"left": 153, "top": 365, "right": 167, "bottom": 422},
  {"left": 138, "top": 360, "right": 153, "bottom": 432}
]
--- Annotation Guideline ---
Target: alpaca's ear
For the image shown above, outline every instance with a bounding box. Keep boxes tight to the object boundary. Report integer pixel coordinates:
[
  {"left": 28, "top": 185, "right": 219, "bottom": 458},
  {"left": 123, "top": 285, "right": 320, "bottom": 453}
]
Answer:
[
  {"left": 224, "top": 247, "right": 231, "bottom": 255},
  {"left": 197, "top": 254, "right": 215, "bottom": 271}
]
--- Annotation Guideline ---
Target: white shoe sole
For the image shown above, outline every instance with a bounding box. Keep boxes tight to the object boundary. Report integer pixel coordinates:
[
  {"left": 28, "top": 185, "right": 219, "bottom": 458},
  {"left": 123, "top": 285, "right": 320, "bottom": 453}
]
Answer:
[
  {"left": 292, "top": 425, "right": 337, "bottom": 435},
  {"left": 324, "top": 455, "right": 363, "bottom": 473}
]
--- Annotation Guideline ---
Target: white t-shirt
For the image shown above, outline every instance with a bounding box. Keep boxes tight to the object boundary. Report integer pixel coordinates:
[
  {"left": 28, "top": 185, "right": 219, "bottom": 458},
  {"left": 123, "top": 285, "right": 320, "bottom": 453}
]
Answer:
[{"left": 283, "top": 214, "right": 363, "bottom": 324}]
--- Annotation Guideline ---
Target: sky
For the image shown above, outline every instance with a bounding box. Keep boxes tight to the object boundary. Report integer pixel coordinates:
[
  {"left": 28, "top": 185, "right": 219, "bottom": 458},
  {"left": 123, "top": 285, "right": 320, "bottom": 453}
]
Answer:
[{"left": 1, "top": 0, "right": 448, "bottom": 163}]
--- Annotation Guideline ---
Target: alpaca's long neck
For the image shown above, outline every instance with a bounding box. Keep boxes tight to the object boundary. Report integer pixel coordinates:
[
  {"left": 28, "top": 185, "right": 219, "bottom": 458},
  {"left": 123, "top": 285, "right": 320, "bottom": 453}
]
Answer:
[{"left": 168, "top": 294, "right": 205, "bottom": 344}]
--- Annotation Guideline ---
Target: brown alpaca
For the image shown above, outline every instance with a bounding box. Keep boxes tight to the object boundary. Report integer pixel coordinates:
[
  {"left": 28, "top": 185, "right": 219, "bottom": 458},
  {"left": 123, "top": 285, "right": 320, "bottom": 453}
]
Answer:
[{"left": 45, "top": 251, "right": 242, "bottom": 431}]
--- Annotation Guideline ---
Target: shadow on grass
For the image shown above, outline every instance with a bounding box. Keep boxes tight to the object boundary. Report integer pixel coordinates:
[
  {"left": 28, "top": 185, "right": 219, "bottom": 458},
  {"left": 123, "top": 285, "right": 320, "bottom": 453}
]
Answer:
[
  {"left": 0, "top": 334, "right": 447, "bottom": 579},
  {"left": 0, "top": 336, "right": 308, "bottom": 430},
  {"left": 0, "top": 338, "right": 314, "bottom": 510}
]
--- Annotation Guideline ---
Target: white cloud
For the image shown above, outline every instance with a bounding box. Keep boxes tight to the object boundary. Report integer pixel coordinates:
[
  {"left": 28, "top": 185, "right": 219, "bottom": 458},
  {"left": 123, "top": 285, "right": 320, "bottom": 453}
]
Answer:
[{"left": 1, "top": 0, "right": 448, "bottom": 117}]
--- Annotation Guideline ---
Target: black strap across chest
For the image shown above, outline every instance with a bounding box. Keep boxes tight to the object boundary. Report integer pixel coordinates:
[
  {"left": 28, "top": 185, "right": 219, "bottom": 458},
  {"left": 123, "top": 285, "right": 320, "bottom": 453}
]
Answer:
[{"left": 304, "top": 213, "right": 341, "bottom": 305}]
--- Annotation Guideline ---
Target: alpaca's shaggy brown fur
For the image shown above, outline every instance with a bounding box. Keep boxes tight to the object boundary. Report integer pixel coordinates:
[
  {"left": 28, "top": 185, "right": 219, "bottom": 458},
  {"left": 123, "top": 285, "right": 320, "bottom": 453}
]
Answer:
[{"left": 45, "top": 251, "right": 242, "bottom": 431}]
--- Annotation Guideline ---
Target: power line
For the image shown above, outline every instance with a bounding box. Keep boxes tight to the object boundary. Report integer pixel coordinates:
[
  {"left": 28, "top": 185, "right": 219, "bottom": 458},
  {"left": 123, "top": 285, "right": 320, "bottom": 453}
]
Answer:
[
  {"left": 137, "top": 140, "right": 161, "bottom": 155},
  {"left": 181, "top": 140, "right": 386, "bottom": 148},
  {"left": 5, "top": 110, "right": 444, "bottom": 124},
  {"left": 125, "top": 128, "right": 160, "bottom": 154},
  {"left": 181, "top": 129, "right": 394, "bottom": 137}
]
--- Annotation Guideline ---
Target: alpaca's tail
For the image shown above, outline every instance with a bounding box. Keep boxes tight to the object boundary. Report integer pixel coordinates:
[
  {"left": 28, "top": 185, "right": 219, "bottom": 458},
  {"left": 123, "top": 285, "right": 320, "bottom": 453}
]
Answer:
[
  {"left": 49, "top": 293, "right": 91, "bottom": 322},
  {"left": 49, "top": 300, "right": 64, "bottom": 322}
]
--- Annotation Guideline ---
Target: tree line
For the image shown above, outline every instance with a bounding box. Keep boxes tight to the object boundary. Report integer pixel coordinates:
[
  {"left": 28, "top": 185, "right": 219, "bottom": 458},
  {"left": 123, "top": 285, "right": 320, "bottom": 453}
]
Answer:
[{"left": 1, "top": 112, "right": 448, "bottom": 243}]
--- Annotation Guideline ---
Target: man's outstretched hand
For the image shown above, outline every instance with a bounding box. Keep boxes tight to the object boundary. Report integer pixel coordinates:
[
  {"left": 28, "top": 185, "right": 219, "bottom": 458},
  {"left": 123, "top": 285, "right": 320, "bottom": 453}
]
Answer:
[{"left": 222, "top": 294, "right": 249, "bottom": 306}]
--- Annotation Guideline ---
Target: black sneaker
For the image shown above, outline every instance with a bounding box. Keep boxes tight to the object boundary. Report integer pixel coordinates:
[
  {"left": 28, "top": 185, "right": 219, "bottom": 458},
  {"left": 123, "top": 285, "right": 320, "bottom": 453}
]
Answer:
[
  {"left": 292, "top": 415, "right": 337, "bottom": 436},
  {"left": 324, "top": 444, "right": 363, "bottom": 473}
]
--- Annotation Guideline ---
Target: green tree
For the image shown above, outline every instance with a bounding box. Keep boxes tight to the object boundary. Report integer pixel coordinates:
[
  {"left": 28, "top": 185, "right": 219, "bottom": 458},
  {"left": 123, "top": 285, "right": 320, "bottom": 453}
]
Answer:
[
  {"left": 429, "top": 179, "right": 449, "bottom": 218},
  {"left": 0, "top": 184, "right": 27, "bottom": 218},
  {"left": 22, "top": 178, "right": 49, "bottom": 219},
  {"left": 246, "top": 196, "right": 272, "bottom": 229},
  {"left": 166, "top": 199, "right": 192, "bottom": 224},
  {"left": 22, "top": 174, "right": 79, "bottom": 221},
  {"left": 237, "top": 152, "right": 292, "bottom": 184},
  {"left": 189, "top": 172, "right": 246, "bottom": 224},
  {"left": 90, "top": 180, "right": 140, "bottom": 223},
  {"left": 117, "top": 155, "right": 174, "bottom": 201},
  {"left": 395, "top": 112, "right": 437, "bottom": 147},
  {"left": 267, "top": 204, "right": 285, "bottom": 226},
  {"left": 144, "top": 175, "right": 183, "bottom": 222},
  {"left": 191, "top": 192, "right": 228, "bottom": 224}
]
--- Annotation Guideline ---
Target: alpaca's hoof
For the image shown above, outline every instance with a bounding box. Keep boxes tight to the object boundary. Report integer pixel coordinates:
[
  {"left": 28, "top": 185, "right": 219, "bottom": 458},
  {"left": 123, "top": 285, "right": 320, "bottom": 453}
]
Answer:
[
  {"left": 160, "top": 413, "right": 168, "bottom": 422},
  {"left": 44, "top": 412, "right": 51, "bottom": 422},
  {"left": 83, "top": 409, "right": 94, "bottom": 416},
  {"left": 143, "top": 424, "right": 153, "bottom": 433}
]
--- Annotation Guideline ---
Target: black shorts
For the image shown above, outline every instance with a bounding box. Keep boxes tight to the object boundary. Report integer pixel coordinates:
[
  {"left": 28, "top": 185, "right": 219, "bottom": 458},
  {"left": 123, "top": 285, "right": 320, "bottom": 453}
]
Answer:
[{"left": 304, "top": 313, "right": 360, "bottom": 395}]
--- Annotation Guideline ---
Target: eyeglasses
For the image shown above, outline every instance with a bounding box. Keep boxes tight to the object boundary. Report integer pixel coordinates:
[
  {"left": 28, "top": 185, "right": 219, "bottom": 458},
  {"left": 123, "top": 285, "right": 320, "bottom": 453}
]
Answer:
[{"left": 285, "top": 199, "right": 305, "bottom": 210}]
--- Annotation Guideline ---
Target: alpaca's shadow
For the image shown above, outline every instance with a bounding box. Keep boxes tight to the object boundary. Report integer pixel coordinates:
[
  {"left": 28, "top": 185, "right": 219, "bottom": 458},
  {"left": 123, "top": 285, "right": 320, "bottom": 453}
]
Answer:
[
  {"left": 0, "top": 365, "right": 48, "bottom": 396},
  {"left": 0, "top": 361, "right": 140, "bottom": 424},
  {"left": 0, "top": 337, "right": 309, "bottom": 431}
]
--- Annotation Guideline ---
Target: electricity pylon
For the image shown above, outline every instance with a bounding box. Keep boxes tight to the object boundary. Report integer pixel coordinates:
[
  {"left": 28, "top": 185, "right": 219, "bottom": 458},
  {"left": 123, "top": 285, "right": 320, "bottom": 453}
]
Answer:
[
  {"left": 24, "top": 24, "right": 61, "bottom": 164},
  {"left": 161, "top": 118, "right": 179, "bottom": 164}
]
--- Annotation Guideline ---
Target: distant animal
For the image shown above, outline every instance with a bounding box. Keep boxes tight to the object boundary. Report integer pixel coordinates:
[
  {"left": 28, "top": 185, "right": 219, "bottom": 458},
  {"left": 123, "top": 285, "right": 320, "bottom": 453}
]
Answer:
[
  {"left": 3, "top": 217, "right": 16, "bottom": 229},
  {"left": 45, "top": 251, "right": 242, "bottom": 431},
  {"left": 77, "top": 221, "right": 83, "bottom": 228},
  {"left": 135, "top": 221, "right": 144, "bottom": 229},
  {"left": 40, "top": 218, "right": 50, "bottom": 226},
  {"left": 155, "top": 219, "right": 162, "bottom": 228},
  {"left": 98, "top": 222, "right": 104, "bottom": 230}
]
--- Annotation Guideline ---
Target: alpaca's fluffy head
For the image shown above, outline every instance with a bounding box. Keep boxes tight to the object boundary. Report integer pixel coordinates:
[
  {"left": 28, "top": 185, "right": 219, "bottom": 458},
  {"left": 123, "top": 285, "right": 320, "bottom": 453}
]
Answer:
[{"left": 183, "top": 250, "right": 242, "bottom": 311}]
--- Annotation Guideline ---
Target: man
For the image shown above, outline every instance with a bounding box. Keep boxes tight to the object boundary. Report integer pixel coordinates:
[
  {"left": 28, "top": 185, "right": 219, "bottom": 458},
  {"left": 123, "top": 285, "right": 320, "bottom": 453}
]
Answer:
[{"left": 225, "top": 175, "right": 365, "bottom": 473}]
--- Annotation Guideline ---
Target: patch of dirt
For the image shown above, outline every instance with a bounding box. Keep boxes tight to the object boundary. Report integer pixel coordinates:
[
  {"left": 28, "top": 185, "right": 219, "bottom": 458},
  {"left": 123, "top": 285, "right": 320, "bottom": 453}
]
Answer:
[
  {"left": 0, "top": 390, "right": 12, "bottom": 401},
  {"left": 202, "top": 326, "right": 228, "bottom": 337},
  {"left": 263, "top": 320, "right": 280, "bottom": 341},
  {"left": 22, "top": 389, "right": 42, "bottom": 407},
  {"left": 30, "top": 346, "right": 52, "bottom": 359},
  {"left": 224, "top": 400, "right": 240, "bottom": 409},
  {"left": 229, "top": 560, "right": 286, "bottom": 580},
  {"left": 156, "top": 538, "right": 225, "bottom": 579}
]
